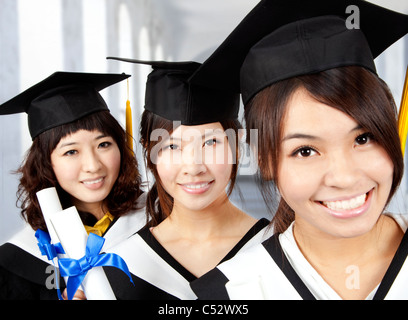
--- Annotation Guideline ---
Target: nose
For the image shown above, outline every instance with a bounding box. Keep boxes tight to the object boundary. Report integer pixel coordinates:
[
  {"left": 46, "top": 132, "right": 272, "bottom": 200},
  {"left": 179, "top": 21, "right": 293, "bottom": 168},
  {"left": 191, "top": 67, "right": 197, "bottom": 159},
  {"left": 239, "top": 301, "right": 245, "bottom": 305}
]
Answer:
[
  {"left": 81, "top": 149, "right": 102, "bottom": 173},
  {"left": 181, "top": 144, "right": 207, "bottom": 176},
  {"left": 323, "top": 151, "right": 359, "bottom": 189}
]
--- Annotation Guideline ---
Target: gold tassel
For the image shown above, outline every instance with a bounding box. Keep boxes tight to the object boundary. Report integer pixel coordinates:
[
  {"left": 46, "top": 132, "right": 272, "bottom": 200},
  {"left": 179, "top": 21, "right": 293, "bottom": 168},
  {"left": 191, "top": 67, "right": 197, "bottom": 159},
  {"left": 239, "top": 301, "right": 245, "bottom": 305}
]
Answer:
[
  {"left": 398, "top": 66, "right": 408, "bottom": 156},
  {"left": 125, "top": 79, "right": 133, "bottom": 153}
]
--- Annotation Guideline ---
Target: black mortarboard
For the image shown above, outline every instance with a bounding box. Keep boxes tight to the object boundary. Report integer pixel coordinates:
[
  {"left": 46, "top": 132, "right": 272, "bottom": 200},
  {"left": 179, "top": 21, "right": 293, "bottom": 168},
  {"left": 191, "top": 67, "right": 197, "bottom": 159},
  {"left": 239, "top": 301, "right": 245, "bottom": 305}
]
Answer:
[
  {"left": 191, "top": 0, "right": 408, "bottom": 104},
  {"left": 107, "top": 57, "right": 240, "bottom": 125},
  {"left": 0, "top": 72, "right": 130, "bottom": 139}
]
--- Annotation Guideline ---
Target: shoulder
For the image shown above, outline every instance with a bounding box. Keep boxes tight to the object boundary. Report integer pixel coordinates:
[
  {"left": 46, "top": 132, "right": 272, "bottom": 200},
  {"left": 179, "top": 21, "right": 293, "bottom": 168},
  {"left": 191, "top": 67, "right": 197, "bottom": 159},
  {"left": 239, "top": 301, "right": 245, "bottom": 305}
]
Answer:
[
  {"left": 191, "top": 242, "right": 284, "bottom": 299},
  {"left": 385, "top": 213, "right": 408, "bottom": 232},
  {"left": 103, "top": 199, "right": 148, "bottom": 250},
  {"left": 191, "top": 234, "right": 311, "bottom": 300},
  {"left": 4, "top": 225, "right": 52, "bottom": 264}
]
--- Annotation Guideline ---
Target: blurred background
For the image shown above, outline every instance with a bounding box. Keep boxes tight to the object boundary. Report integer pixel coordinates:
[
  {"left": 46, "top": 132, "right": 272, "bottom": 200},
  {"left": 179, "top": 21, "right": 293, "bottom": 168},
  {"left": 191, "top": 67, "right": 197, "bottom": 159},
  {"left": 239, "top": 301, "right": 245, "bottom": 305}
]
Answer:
[{"left": 1, "top": 0, "right": 407, "bottom": 244}]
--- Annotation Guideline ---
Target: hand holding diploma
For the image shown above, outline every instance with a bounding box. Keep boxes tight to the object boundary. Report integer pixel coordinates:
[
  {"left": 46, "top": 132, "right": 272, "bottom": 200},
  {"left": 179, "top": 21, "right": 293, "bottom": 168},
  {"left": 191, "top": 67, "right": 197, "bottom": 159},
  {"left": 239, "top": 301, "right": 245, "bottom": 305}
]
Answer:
[{"left": 36, "top": 187, "right": 133, "bottom": 300}]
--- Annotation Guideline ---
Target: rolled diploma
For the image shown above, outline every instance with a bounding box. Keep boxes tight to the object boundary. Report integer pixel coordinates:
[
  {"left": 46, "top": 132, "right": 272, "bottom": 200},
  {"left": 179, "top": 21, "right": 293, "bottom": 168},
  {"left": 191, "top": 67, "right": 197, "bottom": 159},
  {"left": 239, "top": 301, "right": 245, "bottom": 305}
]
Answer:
[
  {"left": 36, "top": 187, "right": 70, "bottom": 292},
  {"left": 50, "top": 206, "right": 116, "bottom": 300},
  {"left": 36, "top": 187, "right": 63, "bottom": 245}
]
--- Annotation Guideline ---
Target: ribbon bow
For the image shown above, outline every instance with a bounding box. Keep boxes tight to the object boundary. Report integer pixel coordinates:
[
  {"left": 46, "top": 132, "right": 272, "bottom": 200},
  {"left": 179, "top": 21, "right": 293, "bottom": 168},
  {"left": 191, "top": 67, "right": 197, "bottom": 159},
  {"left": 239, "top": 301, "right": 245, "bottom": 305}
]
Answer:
[
  {"left": 58, "top": 232, "right": 134, "bottom": 300},
  {"left": 35, "top": 229, "right": 65, "bottom": 260},
  {"left": 35, "top": 229, "right": 65, "bottom": 300}
]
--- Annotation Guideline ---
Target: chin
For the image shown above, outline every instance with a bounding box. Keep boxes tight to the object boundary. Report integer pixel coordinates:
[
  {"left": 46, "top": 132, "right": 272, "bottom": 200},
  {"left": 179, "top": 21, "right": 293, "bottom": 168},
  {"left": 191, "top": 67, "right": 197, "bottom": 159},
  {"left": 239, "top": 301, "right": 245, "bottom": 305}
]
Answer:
[{"left": 324, "top": 218, "right": 378, "bottom": 239}]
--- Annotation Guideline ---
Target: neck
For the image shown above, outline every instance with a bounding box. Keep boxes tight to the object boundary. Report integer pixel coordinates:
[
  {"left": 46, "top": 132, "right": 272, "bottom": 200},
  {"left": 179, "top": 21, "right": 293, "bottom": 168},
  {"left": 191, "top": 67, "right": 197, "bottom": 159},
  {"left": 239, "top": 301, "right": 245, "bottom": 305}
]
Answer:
[
  {"left": 292, "top": 214, "right": 404, "bottom": 299},
  {"left": 73, "top": 200, "right": 106, "bottom": 221},
  {"left": 293, "top": 215, "right": 402, "bottom": 265},
  {"left": 164, "top": 195, "right": 246, "bottom": 240}
]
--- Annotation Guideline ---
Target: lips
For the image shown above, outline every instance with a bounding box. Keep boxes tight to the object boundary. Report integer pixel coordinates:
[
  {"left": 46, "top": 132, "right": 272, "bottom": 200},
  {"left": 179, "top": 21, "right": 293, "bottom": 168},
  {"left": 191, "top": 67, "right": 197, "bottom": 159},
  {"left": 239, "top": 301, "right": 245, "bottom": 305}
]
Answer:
[
  {"left": 317, "top": 189, "right": 373, "bottom": 219},
  {"left": 82, "top": 177, "right": 104, "bottom": 185},
  {"left": 322, "top": 193, "right": 367, "bottom": 211},
  {"left": 179, "top": 180, "right": 214, "bottom": 194},
  {"left": 81, "top": 177, "right": 105, "bottom": 190},
  {"left": 182, "top": 182, "right": 212, "bottom": 189}
]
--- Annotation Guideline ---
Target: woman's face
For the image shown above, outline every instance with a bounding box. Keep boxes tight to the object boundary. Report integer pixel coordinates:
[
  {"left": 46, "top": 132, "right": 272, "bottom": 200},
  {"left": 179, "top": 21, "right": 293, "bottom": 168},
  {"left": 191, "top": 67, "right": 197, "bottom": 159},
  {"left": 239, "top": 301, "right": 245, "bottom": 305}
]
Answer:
[
  {"left": 277, "top": 88, "right": 394, "bottom": 239},
  {"left": 51, "top": 129, "right": 121, "bottom": 213},
  {"left": 155, "top": 122, "right": 234, "bottom": 213}
]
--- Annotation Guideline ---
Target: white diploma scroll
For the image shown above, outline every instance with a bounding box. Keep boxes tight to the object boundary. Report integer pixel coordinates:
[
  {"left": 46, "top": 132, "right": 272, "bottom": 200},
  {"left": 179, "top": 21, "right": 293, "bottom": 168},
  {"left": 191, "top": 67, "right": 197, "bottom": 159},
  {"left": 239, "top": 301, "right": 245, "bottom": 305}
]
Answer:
[
  {"left": 36, "top": 187, "right": 63, "bottom": 245},
  {"left": 50, "top": 206, "right": 116, "bottom": 300}
]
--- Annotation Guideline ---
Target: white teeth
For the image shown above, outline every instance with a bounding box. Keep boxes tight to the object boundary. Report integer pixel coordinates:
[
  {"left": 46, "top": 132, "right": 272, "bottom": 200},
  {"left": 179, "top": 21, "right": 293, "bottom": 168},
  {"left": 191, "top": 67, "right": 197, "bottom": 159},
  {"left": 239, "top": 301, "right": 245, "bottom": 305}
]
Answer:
[
  {"left": 323, "top": 194, "right": 367, "bottom": 211},
  {"left": 83, "top": 178, "right": 103, "bottom": 185},
  {"left": 183, "top": 182, "right": 210, "bottom": 189}
]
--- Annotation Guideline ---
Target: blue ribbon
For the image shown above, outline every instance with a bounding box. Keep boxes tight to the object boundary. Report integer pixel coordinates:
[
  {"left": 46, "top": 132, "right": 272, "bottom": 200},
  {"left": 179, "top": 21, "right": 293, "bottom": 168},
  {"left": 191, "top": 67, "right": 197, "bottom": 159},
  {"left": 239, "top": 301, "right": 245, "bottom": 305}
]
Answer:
[
  {"left": 58, "top": 232, "right": 134, "bottom": 300},
  {"left": 35, "top": 229, "right": 65, "bottom": 300},
  {"left": 35, "top": 229, "right": 65, "bottom": 260}
]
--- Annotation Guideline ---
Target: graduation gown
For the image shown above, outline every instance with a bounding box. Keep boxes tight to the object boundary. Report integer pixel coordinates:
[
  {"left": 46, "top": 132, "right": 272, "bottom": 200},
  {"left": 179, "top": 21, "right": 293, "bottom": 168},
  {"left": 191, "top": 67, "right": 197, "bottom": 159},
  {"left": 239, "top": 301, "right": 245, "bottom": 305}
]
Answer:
[
  {"left": 104, "top": 218, "right": 272, "bottom": 300},
  {"left": 0, "top": 203, "right": 147, "bottom": 300},
  {"left": 190, "top": 213, "right": 408, "bottom": 300}
]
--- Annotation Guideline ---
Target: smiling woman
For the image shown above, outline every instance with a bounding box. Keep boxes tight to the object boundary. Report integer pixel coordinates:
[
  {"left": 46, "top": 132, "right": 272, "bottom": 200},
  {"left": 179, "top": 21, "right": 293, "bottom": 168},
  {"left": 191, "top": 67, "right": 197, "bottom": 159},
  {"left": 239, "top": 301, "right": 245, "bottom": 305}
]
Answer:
[
  {"left": 153, "top": 122, "right": 235, "bottom": 216},
  {"left": 267, "top": 68, "right": 402, "bottom": 237},
  {"left": 18, "top": 105, "right": 143, "bottom": 231},
  {"left": 0, "top": 72, "right": 146, "bottom": 300},
  {"left": 102, "top": 58, "right": 272, "bottom": 300},
  {"left": 50, "top": 129, "right": 121, "bottom": 220},
  {"left": 188, "top": 0, "right": 408, "bottom": 300}
]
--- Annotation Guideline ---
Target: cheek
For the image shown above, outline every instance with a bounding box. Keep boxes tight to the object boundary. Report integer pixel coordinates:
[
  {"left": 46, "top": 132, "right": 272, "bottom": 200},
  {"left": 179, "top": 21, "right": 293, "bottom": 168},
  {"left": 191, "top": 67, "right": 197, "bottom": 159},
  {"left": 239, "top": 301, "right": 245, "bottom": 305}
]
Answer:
[
  {"left": 279, "top": 175, "right": 311, "bottom": 207},
  {"left": 205, "top": 142, "right": 234, "bottom": 167},
  {"left": 109, "top": 151, "right": 122, "bottom": 178},
  {"left": 156, "top": 161, "right": 178, "bottom": 188},
  {"left": 51, "top": 157, "right": 78, "bottom": 186},
  {"left": 365, "top": 150, "right": 395, "bottom": 204},
  {"left": 368, "top": 149, "right": 394, "bottom": 183},
  {"left": 209, "top": 145, "right": 234, "bottom": 184},
  {"left": 157, "top": 152, "right": 178, "bottom": 174},
  {"left": 277, "top": 160, "right": 319, "bottom": 206},
  {"left": 213, "top": 163, "right": 233, "bottom": 185}
]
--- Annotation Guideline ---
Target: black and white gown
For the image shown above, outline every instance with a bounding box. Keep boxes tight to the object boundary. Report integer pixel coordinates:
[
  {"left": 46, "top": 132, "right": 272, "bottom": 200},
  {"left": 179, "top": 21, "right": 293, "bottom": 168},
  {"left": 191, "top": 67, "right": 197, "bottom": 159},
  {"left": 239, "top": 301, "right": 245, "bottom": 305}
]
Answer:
[
  {"left": 0, "top": 204, "right": 147, "bottom": 300},
  {"left": 104, "top": 218, "right": 272, "bottom": 300},
  {"left": 190, "top": 213, "right": 408, "bottom": 300}
]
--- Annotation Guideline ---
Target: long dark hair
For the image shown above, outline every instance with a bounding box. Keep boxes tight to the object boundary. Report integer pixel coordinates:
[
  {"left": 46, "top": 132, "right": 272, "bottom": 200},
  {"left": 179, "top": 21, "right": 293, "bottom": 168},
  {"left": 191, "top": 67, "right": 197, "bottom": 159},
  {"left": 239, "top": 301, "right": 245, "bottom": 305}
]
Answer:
[
  {"left": 16, "top": 110, "right": 143, "bottom": 231},
  {"left": 245, "top": 66, "right": 404, "bottom": 234},
  {"left": 140, "top": 110, "right": 242, "bottom": 227}
]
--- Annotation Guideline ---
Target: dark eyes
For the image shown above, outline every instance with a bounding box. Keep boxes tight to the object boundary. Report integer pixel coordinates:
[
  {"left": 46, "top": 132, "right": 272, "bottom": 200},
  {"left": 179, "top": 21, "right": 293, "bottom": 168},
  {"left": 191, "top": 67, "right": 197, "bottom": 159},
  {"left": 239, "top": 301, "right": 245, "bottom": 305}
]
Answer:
[
  {"left": 291, "top": 132, "right": 374, "bottom": 158},
  {"left": 162, "top": 138, "right": 219, "bottom": 151},
  {"left": 204, "top": 138, "right": 218, "bottom": 147},
  {"left": 297, "top": 148, "right": 315, "bottom": 157},
  {"left": 100, "top": 141, "right": 110, "bottom": 147},
  {"left": 62, "top": 141, "right": 112, "bottom": 156},
  {"left": 355, "top": 132, "right": 374, "bottom": 146},
  {"left": 63, "top": 150, "right": 78, "bottom": 156},
  {"left": 291, "top": 146, "right": 317, "bottom": 158},
  {"left": 166, "top": 144, "right": 180, "bottom": 151}
]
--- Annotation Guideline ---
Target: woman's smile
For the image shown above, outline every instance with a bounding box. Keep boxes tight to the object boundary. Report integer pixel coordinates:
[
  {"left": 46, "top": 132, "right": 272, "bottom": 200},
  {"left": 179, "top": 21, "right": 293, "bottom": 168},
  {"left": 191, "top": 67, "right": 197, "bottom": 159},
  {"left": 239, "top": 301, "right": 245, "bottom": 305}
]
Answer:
[
  {"left": 156, "top": 122, "right": 233, "bottom": 212},
  {"left": 51, "top": 129, "right": 121, "bottom": 211},
  {"left": 278, "top": 88, "right": 394, "bottom": 238},
  {"left": 315, "top": 189, "right": 373, "bottom": 219},
  {"left": 81, "top": 176, "right": 105, "bottom": 189},
  {"left": 178, "top": 180, "right": 215, "bottom": 194}
]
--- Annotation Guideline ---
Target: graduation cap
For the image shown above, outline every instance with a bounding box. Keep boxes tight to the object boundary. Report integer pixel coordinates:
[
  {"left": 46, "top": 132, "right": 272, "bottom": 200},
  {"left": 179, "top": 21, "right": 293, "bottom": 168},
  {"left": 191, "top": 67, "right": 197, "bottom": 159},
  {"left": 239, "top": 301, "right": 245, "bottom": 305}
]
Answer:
[
  {"left": 106, "top": 57, "right": 240, "bottom": 125},
  {"left": 0, "top": 72, "right": 130, "bottom": 139},
  {"left": 190, "top": 0, "right": 408, "bottom": 104}
]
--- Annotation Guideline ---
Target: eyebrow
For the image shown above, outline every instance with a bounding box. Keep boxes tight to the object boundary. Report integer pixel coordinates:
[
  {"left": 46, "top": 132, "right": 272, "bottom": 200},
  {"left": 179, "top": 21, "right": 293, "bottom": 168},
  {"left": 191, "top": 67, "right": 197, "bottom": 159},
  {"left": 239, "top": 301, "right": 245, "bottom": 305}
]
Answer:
[
  {"left": 282, "top": 133, "right": 320, "bottom": 142},
  {"left": 58, "top": 134, "right": 108, "bottom": 149},
  {"left": 282, "top": 125, "right": 363, "bottom": 142},
  {"left": 168, "top": 131, "right": 224, "bottom": 141}
]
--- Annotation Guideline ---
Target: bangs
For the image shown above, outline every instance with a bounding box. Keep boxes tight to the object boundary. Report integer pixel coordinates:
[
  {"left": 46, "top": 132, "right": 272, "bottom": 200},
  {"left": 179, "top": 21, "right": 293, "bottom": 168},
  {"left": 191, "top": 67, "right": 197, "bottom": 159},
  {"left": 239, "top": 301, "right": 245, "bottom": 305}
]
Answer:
[
  {"left": 55, "top": 110, "right": 112, "bottom": 137},
  {"left": 41, "top": 111, "right": 120, "bottom": 151}
]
